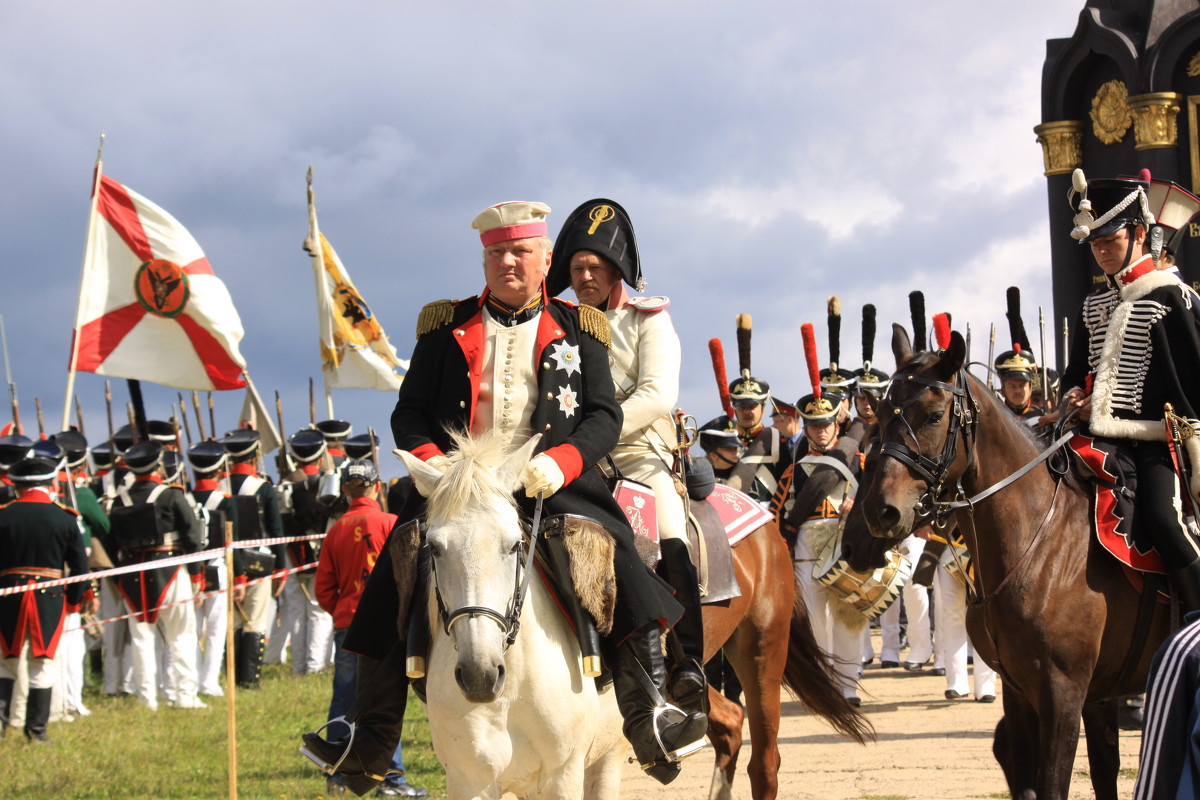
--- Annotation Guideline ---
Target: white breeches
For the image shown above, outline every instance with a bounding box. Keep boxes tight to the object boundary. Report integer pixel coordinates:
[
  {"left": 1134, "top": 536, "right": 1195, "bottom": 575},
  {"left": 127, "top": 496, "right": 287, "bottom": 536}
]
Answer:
[
  {"left": 127, "top": 571, "right": 198, "bottom": 708},
  {"left": 880, "top": 535, "right": 932, "bottom": 665},
  {"left": 282, "top": 572, "right": 334, "bottom": 674},
  {"left": 195, "top": 562, "right": 227, "bottom": 694},
  {"left": 794, "top": 522, "right": 862, "bottom": 699},
  {"left": 933, "top": 548, "right": 996, "bottom": 698},
  {"left": 0, "top": 642, "right": 55, "bottom": 688}
]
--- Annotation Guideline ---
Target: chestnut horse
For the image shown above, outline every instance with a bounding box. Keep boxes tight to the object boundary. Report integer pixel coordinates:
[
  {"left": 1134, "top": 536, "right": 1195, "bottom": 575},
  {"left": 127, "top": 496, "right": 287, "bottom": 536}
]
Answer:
[
  {"left": 698, "top": 508, "right": 872, "bottom": 800},
  {"left": 847, "top": 326, "right": 1172, "bottom": 800}
]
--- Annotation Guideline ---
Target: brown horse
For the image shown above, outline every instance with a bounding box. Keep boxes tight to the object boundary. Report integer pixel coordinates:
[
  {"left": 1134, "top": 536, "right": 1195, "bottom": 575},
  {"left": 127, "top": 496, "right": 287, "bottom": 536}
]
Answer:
[
  {"left": 697, "top": 514, "right": 872, "bottom": 800},
  {"left": 846, "top": 325, "right": 1172, "bottom": 800}
]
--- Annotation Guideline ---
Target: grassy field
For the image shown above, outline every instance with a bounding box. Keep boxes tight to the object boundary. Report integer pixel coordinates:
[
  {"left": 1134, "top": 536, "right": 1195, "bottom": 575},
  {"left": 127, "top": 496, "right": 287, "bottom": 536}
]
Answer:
[{"left": 2, "top": 665, "right": 445, "bottom": 800}]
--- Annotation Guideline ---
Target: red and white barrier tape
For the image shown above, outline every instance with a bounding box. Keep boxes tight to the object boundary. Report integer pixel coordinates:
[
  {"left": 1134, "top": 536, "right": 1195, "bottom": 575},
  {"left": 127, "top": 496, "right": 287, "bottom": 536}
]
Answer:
[{"left": 0, "top": 532, "right": 325, "bottom": 597}]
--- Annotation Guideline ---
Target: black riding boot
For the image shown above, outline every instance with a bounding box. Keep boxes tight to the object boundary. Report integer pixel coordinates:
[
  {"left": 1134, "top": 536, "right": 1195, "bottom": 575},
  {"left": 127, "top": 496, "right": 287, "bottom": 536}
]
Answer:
[
  {"left": 0, "top": 677, "right": 12, "bottom": 735},
  {"left": 237, "top": 631, "right": 265, "bottom": 689},
  {"left": 24, "top": 687, "right": 52, "bottom": 743},
  {"left": 658, "top": 539, "right": 707, "bottom": 714},
  {"left": 613, "top": 623, "right": 708, "bottom": 785},
  {"left": 1169, "top": 557, "right": 1200, "bottom": 614},
  {"left": 301, "top": 644, "right": 409, "bottom": 797}
]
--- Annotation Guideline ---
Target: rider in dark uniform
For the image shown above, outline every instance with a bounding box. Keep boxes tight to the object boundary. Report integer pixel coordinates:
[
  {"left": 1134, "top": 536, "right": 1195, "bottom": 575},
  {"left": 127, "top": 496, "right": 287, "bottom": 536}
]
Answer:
[
  {"left": 1061, "top": 169, "right": 1200, "bottom": 611},
  {"left": 303, "top": 200, "right": 697, "bottom": 793},
  {"left": 0, "top": 452, "right": 89, "bottom": 742}
]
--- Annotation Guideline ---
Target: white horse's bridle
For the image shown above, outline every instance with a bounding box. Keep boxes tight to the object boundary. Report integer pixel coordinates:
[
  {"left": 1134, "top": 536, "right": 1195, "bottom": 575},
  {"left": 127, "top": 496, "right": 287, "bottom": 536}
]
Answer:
[{"left": 431, "top": 494, "right": 545, "bottom": 650}]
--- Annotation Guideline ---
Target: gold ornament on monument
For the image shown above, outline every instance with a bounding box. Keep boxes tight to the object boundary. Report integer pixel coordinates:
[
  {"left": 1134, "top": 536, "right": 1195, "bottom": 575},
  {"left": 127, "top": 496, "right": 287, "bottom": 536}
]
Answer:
[
  {"left": 1090, "top": 80, "right": 1132, "bottom": 145},
  {"left": 1129, "top": 92, "right": 1182, "bottom": 150},
  {"left": 1188, "top": 51, "right": 1200, "bottom": 77},
  {"left": 1033, "top": 120, "right": 1083, "bottom": 176}
]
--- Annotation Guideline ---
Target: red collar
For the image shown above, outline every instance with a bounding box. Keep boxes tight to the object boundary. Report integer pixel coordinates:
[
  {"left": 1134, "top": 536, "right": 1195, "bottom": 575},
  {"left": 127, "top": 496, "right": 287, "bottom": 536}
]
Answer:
[
  {"left": 194, "top": 477, "right": 220, "bottom": 492},
  {"left": 17, "top": 488, "right": 54, "bottom": 503},
  {"left": 1117, "top": 255, "right": 1157, "bottom": 286},
  {"left": 231, "top": 462, "right": 258, "bottom": 477},
  {"left": 327, "top": 447, "right": 345, "bottom": 460},
  {"left": 301, "top": 464, "right": 319, "bottom": 476},
  {"left": 135, "top": 474, "right": 163, "bottom": 484}
]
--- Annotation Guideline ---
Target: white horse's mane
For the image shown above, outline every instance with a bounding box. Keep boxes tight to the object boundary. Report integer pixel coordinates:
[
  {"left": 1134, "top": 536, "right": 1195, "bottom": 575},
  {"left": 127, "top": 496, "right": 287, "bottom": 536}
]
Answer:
[{"left": 425, "top": 428, "right": 520, "bottom": 522}]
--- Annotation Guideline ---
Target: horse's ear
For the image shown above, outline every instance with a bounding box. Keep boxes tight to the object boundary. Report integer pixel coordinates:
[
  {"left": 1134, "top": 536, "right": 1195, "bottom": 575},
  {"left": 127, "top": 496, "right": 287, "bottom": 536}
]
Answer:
[
  {"left": 933, "top": 331, "right": 967, "bottom": 379},
  {"left": 503, "top": 433, "right": 544, "bottom": 492},
  {"left": 395, "top": 448, "right": 445, "bottom": 498},
  {"left": 891, "top": 323, "right": 913, "bottom": 366}
]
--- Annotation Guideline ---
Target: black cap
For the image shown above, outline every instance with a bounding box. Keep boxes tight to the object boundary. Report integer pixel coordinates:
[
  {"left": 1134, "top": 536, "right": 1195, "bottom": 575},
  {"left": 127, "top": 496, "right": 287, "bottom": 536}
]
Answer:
[
  {"left": 1069, "top": 169, "right": 1153, "bottom": 243},
  {"left": 187, "top": 441, "right": 227, "bottom": 474},
  {"left": 341, "top": 458, "right": 379, "bottom": 485},
  {"left": 162, "top": 451, "right": 184, "bottom": 484},
  {"left": 287, "top": 430, "right": 327, "bottom": 464},
  {"left": 797, "top": 393, "right": 840, "bottom": 424},
  {"left": 547, "top": 199, "right": 642, "bottom": 298},
  {"left": 698, "top": 417, "right": 741, "bottom": 453},
  {"left": 995, "top": 346, "right": 1037, "bottom": 382},
  {"left": 0, "top": 433, "right": 34, "bottom": 469},
  {"left": 146, "top": 419, "right": 177, "bottom": 444},
  {"left": 123, "top": 442, "right": 164, "bottom": 474},
  {"left": 729, "top": 376, "right": 770, "bottom": 407},
  {"left": 314, "top": 420, "right": 352, "bottom": 440},
  {"left": 51, "top": 430, "right": 89, "bottom": 468},
  {"left": 112, "top": 424, "right": 135, "bottom": 452},
  {"left": 8, "top": 454, "right": 60, "bottom": 484},
  {"left": 91, "top": 441, "right": 117, "bottom": 470},
  {"left": 221, "top": 429, "right": 261, "bottom": 458},
  {"left": 343, "top": 432, "right": 379, "bottom": 460},
  {"left": 771, "top": 398, "right": 799, "bottom": 419}
]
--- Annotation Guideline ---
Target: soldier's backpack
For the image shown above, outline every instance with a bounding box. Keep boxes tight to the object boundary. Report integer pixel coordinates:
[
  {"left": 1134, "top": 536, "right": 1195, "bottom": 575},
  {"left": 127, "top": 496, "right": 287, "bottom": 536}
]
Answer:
[
  {"left": 109, "top": 485, "right": 170, "bottom": 550},
  {"left": 235, "top": 475, "right": 275, "bottom": 578}
]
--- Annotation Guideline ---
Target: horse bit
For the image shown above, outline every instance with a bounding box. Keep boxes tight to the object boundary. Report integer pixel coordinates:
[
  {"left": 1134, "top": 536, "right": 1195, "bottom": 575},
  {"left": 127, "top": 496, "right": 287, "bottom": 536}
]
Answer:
[{"left": 430, "top": 494, "right": 545, "bottom": 651}]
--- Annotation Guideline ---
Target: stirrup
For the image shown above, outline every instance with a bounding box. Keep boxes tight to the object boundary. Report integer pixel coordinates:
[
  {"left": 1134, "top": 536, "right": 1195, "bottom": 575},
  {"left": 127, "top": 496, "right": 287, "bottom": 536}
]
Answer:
[
  {"left": 651, "top": 702, "right": 709, "bottom": 762},
  {"left": 299, "top": 717, "right": 390, "bottom": 782}
]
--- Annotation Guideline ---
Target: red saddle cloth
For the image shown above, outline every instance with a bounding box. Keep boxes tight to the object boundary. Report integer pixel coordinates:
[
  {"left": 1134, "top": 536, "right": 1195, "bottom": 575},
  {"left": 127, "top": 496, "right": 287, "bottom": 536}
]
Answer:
[{"left": 1068, "top": 433, "right": 1168, "bottom": 574}]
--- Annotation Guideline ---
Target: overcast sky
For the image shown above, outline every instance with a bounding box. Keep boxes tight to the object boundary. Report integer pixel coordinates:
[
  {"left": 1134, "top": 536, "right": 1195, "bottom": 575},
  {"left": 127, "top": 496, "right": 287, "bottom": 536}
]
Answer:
[{"left": 2, "top": 0, "right": 1086, "bottom": 477}]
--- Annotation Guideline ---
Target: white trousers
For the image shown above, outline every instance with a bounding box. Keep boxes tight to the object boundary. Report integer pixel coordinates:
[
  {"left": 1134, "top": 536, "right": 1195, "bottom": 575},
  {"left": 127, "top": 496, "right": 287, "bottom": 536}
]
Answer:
[
  {"left": 195, "top": 562, "right": 227, "bottom": 695},
  {"left": 127, "top": 570, "right": 199, "bottom": 709},
  {"left": 795, "top": 522, "right": 862, "bottom": 700},
  {"left": 880, "top": 535, "right": 933, "bottom": 665},
  {"left": 933, "top": 548, "right": 997, "bottom": 698}
]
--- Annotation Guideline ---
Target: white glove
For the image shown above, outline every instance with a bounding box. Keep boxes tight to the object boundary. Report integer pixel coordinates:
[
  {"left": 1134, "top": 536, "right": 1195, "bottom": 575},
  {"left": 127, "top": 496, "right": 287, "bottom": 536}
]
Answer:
[
  {"left": 520, "top": 453, "right": 565, "bottom": 498},
  {"left": 426, "top": 455, "right": 452, "bottom": 474}
]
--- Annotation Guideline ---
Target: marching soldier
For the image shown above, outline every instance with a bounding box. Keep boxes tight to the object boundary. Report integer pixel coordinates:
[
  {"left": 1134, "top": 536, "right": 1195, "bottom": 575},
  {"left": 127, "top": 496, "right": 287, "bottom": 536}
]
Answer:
[
  {"left": 725, "top": 315, "right": 787, "bottom": 504},
  {"left": 220, "top": 428, "right": 287, "bottom": 689},
  {"left": 1061, "top": 168, "right": 1200, "bottom": 610},
  {"left": 0, "top": 451, "right": 90, "bottom": 742},
  {"left": 277, "top": 429, "right": 335, "bottom": 676},
  {"left": 315, "top": 419, "right": 353, "bottom": 468},
  {"left": 994, "top": 287, "right": 1044, "bottom": 421},
  {"left": 107, "top": 441, "right": 205, "bottom": 709},
  {"left": 303, "top": 200, "right": 697, "bottom": 792},
  {"left": 548, "top": 198, "right": 706, "bottom": 714},
  {"left": 187, "top": 440, "right": 243, "bottom": 697},
  {"left": 819, "top": 297, "right": 859, "bottom": 438},
  {"left": 0, "top": 433, "right": 33, "bottom": 505}
]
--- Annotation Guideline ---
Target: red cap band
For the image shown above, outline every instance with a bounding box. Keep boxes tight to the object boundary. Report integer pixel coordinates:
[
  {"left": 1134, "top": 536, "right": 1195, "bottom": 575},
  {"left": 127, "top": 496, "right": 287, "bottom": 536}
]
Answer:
[{"left": 480, "top": 222, "right": 548, "bottom": 247}]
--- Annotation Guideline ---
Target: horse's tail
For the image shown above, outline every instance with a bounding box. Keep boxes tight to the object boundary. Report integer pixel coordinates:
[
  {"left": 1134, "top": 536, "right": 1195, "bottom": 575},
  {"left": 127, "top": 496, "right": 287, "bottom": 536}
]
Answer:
[{"left": 781, "top": 591, "right": 875, "bottom": 744}]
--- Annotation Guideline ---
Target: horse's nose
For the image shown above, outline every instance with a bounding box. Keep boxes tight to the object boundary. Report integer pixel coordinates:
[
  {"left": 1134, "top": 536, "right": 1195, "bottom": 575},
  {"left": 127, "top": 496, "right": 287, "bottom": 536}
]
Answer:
[
  {"left": 876, "top": 504, "right": 902, "bottom": 536},
  {"left": 455, "top": 662, "right": 506, "bottom": 703}
]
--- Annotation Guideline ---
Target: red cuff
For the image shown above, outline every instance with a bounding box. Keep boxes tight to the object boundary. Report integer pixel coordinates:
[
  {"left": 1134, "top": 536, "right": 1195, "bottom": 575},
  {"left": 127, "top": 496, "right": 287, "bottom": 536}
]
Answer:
[
  {"left": 65, "top": 601, "right": 82, "bottom": 614},
  {"left": 543, "top": 444, "right": 583, "bottom": 485},
  {"left": 235, "top": 575, "right": 248, "bottom": 587},
  {"left": 272, "top": 569, "right": 288, "bottom": 583},
  {"left": 411, "top": 443, "right": 447, "bottom": 461},
  {"left": 191, "top": 573, "right": 205, "bottom": 593}
]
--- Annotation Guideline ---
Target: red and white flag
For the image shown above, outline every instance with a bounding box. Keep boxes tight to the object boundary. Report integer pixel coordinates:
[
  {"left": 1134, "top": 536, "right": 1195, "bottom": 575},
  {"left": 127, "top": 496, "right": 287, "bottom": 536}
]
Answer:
[{"left": 69, "top": 175, "right": 247, "bottom": 390}]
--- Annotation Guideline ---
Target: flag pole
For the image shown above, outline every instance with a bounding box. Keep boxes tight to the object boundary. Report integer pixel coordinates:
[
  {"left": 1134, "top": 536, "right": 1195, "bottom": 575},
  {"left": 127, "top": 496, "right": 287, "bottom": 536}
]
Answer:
[
  {"left": 306, "top": 166, "right": 336, "bottom": 420},
  {"left": 63, "top": 133, "right": 106, "bottom": 431}
]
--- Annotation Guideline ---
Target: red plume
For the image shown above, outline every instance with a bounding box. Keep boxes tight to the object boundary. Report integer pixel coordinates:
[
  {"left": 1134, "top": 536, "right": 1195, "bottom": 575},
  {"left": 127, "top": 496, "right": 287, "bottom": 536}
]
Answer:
[
  {"left": 709, "top": 338, "right": 734, "bottom": 418},
  {"left": 801, "top": 323, "right": 822, "bottom": 399},
  {"left": 932, "top": 313, "right": 952, "bottom": 351},
  {"left": 1139, "top": 168, "right": 1152, "bottom": 182}
]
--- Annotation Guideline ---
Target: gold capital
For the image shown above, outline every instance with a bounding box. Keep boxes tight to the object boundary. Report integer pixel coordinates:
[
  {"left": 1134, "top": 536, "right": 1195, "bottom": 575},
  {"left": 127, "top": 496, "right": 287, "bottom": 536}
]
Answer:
[
  {"left": 1129, "top": 92, "right": 1182, "bottom": 150},
  {"left": 1034, "top": 120, "right": 1083, "bottom": 176}
]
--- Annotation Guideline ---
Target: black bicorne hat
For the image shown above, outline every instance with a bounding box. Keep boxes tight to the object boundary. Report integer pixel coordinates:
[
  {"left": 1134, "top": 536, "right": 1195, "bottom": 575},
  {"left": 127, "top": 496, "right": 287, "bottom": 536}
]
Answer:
[
  {"left": 288, "top": 429, "right": 327, "bottom": 464},
  {"left": 547, "top": 199, "right": 642, "bottom": 298},
  {"left": 124, "top": 442, "right": 164, "bottom": 474},
  {"left": 51, "top": 430, "right": 89, "bottom": 469},
  {"left": 187, "top": 441, "right": 227, "bottom": 474},
  {"left": 314, "top": 419, "right": 352, "bottom": 441},
  {"left": 343, "top": 432, "right": 379, "bottom": 460},
  {"left": 0, "top": 433, "right": 34, "bottom": 469},
  {"left": 220, "top": 429, "right": 261, "bottom": 459}
]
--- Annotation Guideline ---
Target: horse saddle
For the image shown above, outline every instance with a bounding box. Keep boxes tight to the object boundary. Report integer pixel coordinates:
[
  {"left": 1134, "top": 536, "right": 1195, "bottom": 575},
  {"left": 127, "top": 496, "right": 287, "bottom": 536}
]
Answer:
[{"left": 686, "top": 499, "right": 740, "bottom": 605}]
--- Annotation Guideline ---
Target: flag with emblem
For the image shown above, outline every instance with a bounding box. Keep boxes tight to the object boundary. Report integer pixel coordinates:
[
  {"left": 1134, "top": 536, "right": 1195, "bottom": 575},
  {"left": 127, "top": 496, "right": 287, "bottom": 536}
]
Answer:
[
  {"left": 67, "top": 174, "right": 248, "bottom": 391},
  {"left": 305, "top": 170, "right": 407, "bottom": 392}
]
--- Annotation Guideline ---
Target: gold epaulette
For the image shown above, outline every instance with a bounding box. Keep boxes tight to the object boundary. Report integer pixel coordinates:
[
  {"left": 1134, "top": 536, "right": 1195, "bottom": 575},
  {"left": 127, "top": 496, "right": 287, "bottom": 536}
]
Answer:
[
  {"left": 577, "top": 304, "right": 612, "bottom": 349},
  {"left": 416, "top": 299, "right": 456, "bottom": 338},
  {"left": 53, "top": 501, "right": 81, "bottom": 516}
]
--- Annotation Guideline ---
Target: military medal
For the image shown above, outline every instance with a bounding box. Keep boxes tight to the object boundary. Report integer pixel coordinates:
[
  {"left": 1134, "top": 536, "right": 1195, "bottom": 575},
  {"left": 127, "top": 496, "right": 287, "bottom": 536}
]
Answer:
[{"left": 549, "top": 342, "right": 581, "bottom": 376}]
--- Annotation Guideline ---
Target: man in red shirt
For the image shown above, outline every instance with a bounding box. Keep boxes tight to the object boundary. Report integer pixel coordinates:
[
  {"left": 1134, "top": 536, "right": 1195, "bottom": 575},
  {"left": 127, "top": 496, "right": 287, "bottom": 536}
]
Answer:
[{"left": 314, "top": 460, "right": 426, "bottom": 798}]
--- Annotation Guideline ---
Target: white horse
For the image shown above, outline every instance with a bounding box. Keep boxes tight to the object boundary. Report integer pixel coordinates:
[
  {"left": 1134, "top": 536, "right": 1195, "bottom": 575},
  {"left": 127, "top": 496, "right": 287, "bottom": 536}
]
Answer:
[{"left": 398, "top": 430, "right": 627, "bottom": 800}]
